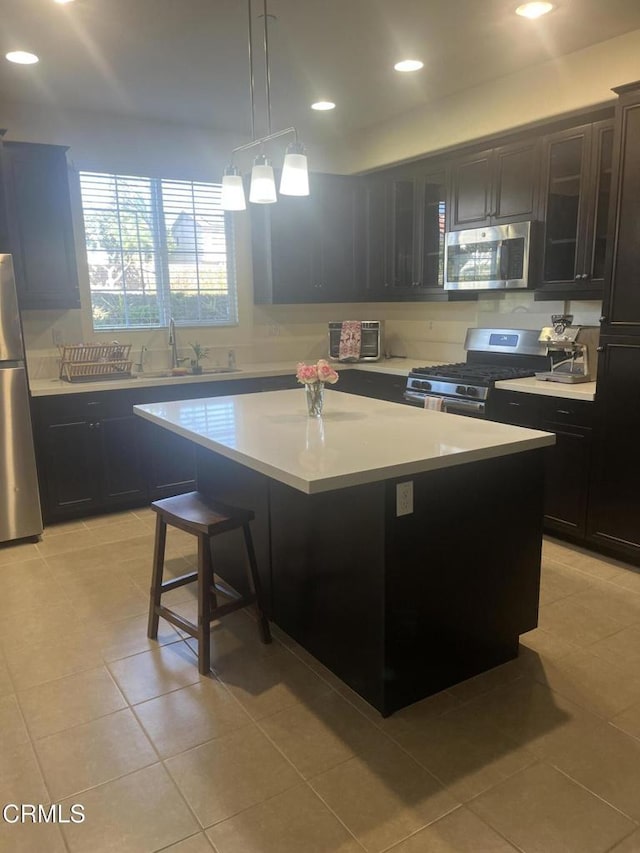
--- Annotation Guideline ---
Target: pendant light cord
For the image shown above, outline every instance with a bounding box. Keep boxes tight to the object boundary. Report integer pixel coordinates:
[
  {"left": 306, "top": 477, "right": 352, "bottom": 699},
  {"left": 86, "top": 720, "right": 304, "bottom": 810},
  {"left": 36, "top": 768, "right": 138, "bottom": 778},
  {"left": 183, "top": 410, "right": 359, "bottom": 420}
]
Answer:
[
  {"left": 247, "top": 0, "right": 255, "bottom": 141},
  {"left": 263, "top": 0, "right": 272, "bottom": 136}
]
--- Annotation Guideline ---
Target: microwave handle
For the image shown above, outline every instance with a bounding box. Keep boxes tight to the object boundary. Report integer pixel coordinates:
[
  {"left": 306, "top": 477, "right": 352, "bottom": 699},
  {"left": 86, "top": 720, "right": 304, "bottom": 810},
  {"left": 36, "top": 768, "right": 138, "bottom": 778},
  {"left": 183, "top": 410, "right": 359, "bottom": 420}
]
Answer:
[{"left": 498, "top": 240, "right": 508, "bottom": 281}]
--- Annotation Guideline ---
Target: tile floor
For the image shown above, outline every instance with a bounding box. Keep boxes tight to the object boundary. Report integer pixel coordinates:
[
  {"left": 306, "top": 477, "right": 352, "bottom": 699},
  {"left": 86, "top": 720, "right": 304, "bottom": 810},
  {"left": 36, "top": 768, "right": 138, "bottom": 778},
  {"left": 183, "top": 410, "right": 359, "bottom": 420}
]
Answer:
[{"left": 1, "top": 508, "right": 640, "bottom": 852}]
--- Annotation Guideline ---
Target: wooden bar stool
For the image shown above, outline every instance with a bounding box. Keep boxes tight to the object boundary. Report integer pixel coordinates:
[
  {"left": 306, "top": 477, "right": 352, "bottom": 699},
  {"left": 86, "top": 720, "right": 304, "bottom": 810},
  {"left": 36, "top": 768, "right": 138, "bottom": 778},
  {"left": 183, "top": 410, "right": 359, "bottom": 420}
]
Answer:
[{"left": 147, "top": 491, "right": 271, "bottom": 674}]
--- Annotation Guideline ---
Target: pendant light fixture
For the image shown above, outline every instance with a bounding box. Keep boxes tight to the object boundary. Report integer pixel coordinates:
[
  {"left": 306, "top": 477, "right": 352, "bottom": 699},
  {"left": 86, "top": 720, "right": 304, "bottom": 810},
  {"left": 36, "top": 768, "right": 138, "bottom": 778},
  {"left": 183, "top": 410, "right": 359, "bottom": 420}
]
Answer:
[{"left": 220, "top": 0, "right": 310, "bottom": 211}]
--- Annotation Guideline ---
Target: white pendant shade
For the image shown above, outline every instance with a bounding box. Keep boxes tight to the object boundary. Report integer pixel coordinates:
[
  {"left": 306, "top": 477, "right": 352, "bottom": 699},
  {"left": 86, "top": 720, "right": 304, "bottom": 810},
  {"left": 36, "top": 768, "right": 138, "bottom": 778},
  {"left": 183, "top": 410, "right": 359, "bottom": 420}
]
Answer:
[
  {"left": 220, "top": 172, "right": 246, "bottom": 211},
  {"left": 279, "top": 151, "right": 309, "bottom": 196},
  {"left": 249, "top": 158, "right": 277, "bottom": 204}
]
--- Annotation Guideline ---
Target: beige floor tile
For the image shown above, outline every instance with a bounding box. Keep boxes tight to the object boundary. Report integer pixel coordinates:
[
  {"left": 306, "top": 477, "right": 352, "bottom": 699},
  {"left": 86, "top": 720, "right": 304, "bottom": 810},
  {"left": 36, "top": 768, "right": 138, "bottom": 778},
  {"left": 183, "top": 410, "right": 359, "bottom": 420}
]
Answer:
[
  {"left": 0, "top": 741, "right": 49, "bottom": 805},
  {"left": 65, "top": 576, "right": 150, "bottom": 623},
  {"left": 589, "top": 623, "right": 640, "bottom": 668},
  {"left": 446, "top": 659, "right": 523, "bottom": 703},
  {"left": 539, "top": 559, "right": 592, "bottom": 604},
  {"left": 389, "top": 700, "right": 537, "bottom": 802},
  {"left": 98, "top": 612, "right": 181, "bottom": 662},
  {"left": 543, "top": 539, "right": 625, "bottom": 581},
  {"left": 214, "top": 644, "right": 333, "bottom": 720},
  {"left": 207, "top": 784, "right": 362, "bottom": 853},
  {"left": 534, "top": 715, "right": 640, "bottom": 821},
  {"left": 0, "top": 601, "right": 82, "bottom": 650},
  {"left": 519, "top": 627, "right": 581, "bottom": 662},
  {"left": 310, "top": 737, "right": 458, "bottom": 853},
  {"left": 469, "top": 762, "right": 635, "bottom": 853},
  {"left": 611, "top": 701, "right": 640, "bottom": 741},
  {"left": 36, "top": 519, "right": 151, "bottom": 558},
  {"left": 609, "top": 830, "right": 640, "bottom": 852},
  {"left": 179, "top": 606, "right": 281, "bottom": 657},
  {"left": 134, "top": 679, "right": 252, "bottom": 758},
  {"left": 531, "top": 648, "right": 640, "bottom": 719},
  {"left": 45, "top": 534, "right": 155, "bottom": 577},
  {"left": 385, "top": 806, "right": 518, "bottom": 852},
  {"left": 59, "top": 763, "right": 199, "bottom": 853},
  {"left": 538, "top": 595, "right": 627, "bottom": 647},
  {"left": 82, "top": 510, "right": 140, "bottom": 528},
  {"left": 610, "top": 567, "right": 640, "bottom": 596},
  {"left": 163, "top": 834, "right": 215, "bottom": 852},
  {"left": 259, "top": 690, "right": 383, "bottom": 779},
  {"left": 570, "top": 583, "right": 640, "bottom": 628},
  {"left": 0, "top": 819, "right": 67, "bottom": 853},
  {"left": 456, "top": 677, "right": 602, "bottom": 757},
  {"left": 0, "top": 540, "right": 41, "bottom": 566},
  {"left": 34, "top": 707, "right": 157, "bottom": 800},
  {"left": 107, "top": 640, "right": 202, "bottom": 704},
  {"left": 334, "top": 682, "right": 390, "bottom": 723},
  {"left": 4, "top": 628, "right": 105, "bottom": 691},
  {"left": 0, "top": 694, "right": 29, "bottom": 746},
  {"left": 165, "top": 725, "right": 301, "bottom": 828},
  {"left": 374, "top": 690, "right": 463, "bottom": 739},
  {"left": 0, "top": 652, "right": 14, "bottom": 698},
  {"left": 18, "top": 666, "right": 127, "bottom": 740},
  {"left": 41, "top": 519, "right": 87, "bottom": 537}
]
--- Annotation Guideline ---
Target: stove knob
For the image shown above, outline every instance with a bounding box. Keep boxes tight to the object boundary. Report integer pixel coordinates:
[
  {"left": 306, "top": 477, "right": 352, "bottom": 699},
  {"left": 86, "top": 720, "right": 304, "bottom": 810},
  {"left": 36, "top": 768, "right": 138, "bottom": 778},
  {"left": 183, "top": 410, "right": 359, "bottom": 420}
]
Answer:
[
  {"left": 456, "top": 385, "right": 467, "bottom": 395},
  {"left": 419, "top": 381, "right": 432, "bottom": 391},
  {"left": 467, "top": 387, "right": 478, "bottom": 397}
]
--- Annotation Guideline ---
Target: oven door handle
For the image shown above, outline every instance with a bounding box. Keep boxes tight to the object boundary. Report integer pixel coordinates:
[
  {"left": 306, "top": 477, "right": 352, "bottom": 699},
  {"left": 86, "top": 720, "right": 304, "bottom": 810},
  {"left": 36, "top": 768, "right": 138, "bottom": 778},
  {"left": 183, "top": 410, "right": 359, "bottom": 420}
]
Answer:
[{"left": 442, "top": 398, "right": 486, "bottom": 416}]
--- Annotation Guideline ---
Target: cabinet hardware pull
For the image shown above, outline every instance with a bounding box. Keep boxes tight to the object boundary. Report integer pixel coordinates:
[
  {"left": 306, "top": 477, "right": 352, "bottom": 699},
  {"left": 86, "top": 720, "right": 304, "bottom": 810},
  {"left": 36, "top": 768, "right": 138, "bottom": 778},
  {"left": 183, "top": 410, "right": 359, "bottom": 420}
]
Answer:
[
  {"left": 575, "top": 274, "right": 581, "bottom": 280},
  {"left": 596, "top": 345, "right": 605, "bottom": 352},
  {"left": 508, "top": 402, "right": 520, "bottom": 407},
  {"left": 599, "top": 316, "right": 607, "bottom": 323},
  {"left": 88, "top": 423, "right": 94, "bottom": 429},
  {"left": 557, "top": 409, "right": 571, "bottom": 415}
]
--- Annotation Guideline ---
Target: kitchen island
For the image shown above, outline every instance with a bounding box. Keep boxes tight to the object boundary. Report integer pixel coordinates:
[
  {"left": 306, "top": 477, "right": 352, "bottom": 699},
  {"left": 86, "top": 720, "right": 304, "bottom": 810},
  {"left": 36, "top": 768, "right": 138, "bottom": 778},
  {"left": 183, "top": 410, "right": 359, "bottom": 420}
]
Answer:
[{"left": 135, "top": 389, "right": 554, "bottom": 715}]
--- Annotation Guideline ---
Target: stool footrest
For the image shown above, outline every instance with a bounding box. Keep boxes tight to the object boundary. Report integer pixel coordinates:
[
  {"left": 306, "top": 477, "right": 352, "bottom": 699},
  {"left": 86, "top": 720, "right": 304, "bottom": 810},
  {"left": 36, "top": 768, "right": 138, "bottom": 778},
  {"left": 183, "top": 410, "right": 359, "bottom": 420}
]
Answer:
[
  {"left": 156, "top": 606, "right": 198, "bottom": 639},
  {"left": 210, "top": 595, "right": 257, "bottom": 621},
  {"left": 160, "top": 571, "right": 198, "bottom": 593}
]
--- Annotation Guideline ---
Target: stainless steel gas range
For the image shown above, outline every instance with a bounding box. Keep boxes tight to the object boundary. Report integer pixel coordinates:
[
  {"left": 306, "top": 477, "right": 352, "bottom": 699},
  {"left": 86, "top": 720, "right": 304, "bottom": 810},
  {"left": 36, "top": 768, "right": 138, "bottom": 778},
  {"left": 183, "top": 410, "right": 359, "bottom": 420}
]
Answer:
[{"left": 404, "top": 328, "right": 552, "bottom": 417}]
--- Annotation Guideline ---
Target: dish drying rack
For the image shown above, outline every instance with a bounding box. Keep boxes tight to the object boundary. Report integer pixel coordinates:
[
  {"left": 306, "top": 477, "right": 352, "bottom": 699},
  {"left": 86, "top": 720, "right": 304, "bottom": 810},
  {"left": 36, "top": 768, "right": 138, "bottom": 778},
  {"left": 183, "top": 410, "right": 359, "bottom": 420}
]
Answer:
[{"left": 58, "top": 343, "right": 133, "bottom": 383}]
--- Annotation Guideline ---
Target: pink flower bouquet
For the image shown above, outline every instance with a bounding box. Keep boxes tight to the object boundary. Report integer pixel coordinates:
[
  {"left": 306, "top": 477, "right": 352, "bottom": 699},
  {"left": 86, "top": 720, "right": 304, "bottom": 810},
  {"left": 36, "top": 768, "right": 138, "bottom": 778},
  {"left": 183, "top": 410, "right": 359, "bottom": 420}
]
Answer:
[{"left": 296, "top": 359, "right": 339, "bottom": 385}]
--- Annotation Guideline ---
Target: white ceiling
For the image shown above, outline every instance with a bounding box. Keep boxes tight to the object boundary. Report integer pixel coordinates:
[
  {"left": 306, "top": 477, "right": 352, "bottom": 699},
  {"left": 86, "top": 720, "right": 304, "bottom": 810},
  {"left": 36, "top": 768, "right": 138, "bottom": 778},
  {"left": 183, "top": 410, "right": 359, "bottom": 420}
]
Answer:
[{"left": 3, "top": 0, "right": 640, "bottom": 146}]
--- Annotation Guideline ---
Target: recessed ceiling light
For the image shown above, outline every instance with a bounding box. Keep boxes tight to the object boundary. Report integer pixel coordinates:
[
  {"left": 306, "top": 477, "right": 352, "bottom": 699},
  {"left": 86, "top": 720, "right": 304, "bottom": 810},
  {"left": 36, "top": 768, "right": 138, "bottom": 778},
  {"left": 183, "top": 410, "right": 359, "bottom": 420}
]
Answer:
[
  {"left": 54, "top": 0, "right": 76, "bottom": 4},
  {"left": 311, "top": 101, "right": 336, "bottom": 111},
  {"left": 6, "top": 51, "right": 39, "bottom": 65},
  {"left": 515, "top": 2, "right": 554, "bottom": 18},
  {"left": 394, "top": 59, "right": 424, "bottom": 73}
]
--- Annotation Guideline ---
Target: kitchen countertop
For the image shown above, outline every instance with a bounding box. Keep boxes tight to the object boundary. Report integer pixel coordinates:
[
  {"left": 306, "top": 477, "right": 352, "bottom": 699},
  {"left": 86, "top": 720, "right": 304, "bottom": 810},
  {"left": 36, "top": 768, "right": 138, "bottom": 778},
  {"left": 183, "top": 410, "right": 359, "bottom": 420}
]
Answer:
[
  {"left": 28, "top": 358, "right": 416, "bottom": 397},
  {"left": 134, "top": 389, "right": 554, "bottom": 495},
  {"left": 494, "top": 377, "right": 597, "bottom": 401}
]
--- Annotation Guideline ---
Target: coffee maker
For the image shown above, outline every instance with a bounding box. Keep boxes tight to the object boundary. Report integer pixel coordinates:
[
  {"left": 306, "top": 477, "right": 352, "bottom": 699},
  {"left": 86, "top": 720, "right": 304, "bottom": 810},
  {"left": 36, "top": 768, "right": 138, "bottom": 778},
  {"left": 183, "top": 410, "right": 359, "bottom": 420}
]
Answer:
[{"left": 535, "top": 315, "right": 599, "bottom": 384}]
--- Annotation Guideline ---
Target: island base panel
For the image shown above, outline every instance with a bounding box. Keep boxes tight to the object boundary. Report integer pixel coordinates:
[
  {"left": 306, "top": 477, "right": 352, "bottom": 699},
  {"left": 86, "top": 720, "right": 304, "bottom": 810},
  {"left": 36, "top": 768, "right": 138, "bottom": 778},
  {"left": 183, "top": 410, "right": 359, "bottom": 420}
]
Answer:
[{"left": 270, "top": 450, "right": 544, "bottom": 716}]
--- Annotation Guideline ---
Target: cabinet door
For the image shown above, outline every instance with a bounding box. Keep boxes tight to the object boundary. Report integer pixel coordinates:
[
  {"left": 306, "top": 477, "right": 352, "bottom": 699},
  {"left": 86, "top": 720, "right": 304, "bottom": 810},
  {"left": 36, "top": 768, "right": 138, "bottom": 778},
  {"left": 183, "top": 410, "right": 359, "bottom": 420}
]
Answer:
[
  {"left": 588, "top": 339, "right": 640, "bottom": 557},
  {"left": 388, "top": 176, "right": 418, "bottom": 292},
  {"left": 145, "top": 421, "right": 197, "bottom": 500},
  {"left": 357, "top": 176, "right": 388, "bottom": 300},
  {"left": 492, "top": 140, "right": 539, "bottom": 224},
  {"left": 601, "top": 91, "right": 640, "bottom": 333},
  {"left": 96, "top": 415, "right": 147, "bottom": 505},
  {"left": 317, "top": 175, "right": 358, "bottom": 302},
  {"left": 39, "top": 419, "right": 100, "bottom": 519},
  {"left": 542, "top": 425, "right": 591, "bottom": 537},
  {"left": 418, "top": 169, "right": 448, "bottom": 291},
  {"left": 583, "top": 121, "right": 614, "bottom": 289},
  {"left": 270, "top": 194, "right": 317, "bottom": 303},
  {"left": 450, "top": 150, "right": 492, "bottom": 229},
  {"left": 3, "top": 143, "right": 81, "bottom": 310}
]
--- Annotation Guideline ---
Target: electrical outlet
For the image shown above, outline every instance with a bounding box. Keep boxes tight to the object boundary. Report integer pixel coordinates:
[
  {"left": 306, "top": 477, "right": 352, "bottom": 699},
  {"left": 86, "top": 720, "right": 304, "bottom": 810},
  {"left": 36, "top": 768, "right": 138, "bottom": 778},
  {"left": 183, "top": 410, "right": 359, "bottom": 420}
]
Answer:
[
  {"left": 268, "top": 324, "right": 281, "bottom": 337},
  {"left": 396, "top": 481, "right": 414, "bottom": 517}
]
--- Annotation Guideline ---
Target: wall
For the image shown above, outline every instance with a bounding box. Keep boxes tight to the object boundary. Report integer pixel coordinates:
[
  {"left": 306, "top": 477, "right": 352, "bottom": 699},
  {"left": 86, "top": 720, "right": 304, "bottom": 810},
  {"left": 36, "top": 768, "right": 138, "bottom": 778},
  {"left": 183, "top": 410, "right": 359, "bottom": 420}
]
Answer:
[{"left": 4, "top": 20, "right": 629, "bottom": 376}]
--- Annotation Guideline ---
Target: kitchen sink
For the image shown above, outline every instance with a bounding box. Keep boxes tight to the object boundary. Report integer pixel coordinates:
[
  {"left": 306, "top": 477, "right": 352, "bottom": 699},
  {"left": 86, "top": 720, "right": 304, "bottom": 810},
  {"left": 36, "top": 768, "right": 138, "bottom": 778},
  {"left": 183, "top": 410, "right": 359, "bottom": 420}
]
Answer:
[{"left": 133, "top": 368, "right": 242, "bottom": 379}]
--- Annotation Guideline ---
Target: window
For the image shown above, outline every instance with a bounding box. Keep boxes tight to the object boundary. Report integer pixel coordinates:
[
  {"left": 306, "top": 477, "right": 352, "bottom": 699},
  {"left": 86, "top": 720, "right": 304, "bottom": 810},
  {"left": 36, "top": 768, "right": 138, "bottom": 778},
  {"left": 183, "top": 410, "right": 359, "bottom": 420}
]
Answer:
[{"left": 79, "top": 171, "right": 237, "bottom": 329}]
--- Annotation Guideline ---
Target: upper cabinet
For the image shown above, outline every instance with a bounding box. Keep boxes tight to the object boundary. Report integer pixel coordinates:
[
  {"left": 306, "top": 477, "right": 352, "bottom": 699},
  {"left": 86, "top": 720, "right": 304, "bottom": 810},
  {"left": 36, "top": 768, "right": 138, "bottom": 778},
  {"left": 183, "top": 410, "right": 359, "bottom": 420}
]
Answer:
[
  {"left": 3, "top": 142, "right": 81, "bottom": 310},
  {"left": 600, "top": 84, "right": 640, "bottom": 334},
  {"left": 358, "top": 164, "right": 448, "bottom": 301},
  {"left": 537, "top": 120, "right": 614, "bottom": 299},
  {"left": 449, "top": 140, "right": 539, "bottom": 231},
  {"left": 251, "top": 172, "right": 358, "bottom": 304}
]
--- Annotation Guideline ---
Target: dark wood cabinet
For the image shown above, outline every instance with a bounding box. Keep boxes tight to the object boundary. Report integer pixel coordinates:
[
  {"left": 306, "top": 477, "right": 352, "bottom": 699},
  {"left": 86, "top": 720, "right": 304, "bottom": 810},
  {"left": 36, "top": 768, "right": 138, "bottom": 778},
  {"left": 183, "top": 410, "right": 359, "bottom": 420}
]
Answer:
[
  {"left": 252, "top": 173, "right": 358, "bottom": 304},
  {"left": 3, "top": 142, "right": 81, "bottom": 310},
  {"left": 358, "top": 165, "right": 448, "bottom": 301},
  {"left": 333, "top": 369, "right": 408, "bottom": 403},
  {"left": 488, "top": 389, "right": 593, "bottom": 539},
  {"left": 588, "top": 339, "right": 640, "bottom": 559},
  {"left": 449, "top": 140, "right": 539, "bottom": 230},
  {"left": 537, "top": 120, "right": 614, "bottom": 299},
  {"left": 600, "top": 85, "right": 640, "bottom": 334}
]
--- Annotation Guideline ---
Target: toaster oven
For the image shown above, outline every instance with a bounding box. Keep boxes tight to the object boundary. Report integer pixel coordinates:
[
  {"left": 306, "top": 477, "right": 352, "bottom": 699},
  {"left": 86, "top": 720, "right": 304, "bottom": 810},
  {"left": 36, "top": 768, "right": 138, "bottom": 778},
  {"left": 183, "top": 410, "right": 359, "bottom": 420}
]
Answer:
[{"left": 328, "top": 321, "right": 382, "bottom": 362}]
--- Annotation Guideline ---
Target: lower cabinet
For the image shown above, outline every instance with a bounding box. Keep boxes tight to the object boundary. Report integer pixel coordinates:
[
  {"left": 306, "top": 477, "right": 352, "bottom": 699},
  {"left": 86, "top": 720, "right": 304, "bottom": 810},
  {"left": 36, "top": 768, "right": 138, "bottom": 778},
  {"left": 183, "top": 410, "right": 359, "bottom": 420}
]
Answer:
[
  {"left": 488, "top": 389, "right": 593, "bottom": 539},
  {"left": 333, "top": 368, "right": 409, "bottom": 403},
  {"left": 32, "top": 376, "right": 291, "bottom": 524}
]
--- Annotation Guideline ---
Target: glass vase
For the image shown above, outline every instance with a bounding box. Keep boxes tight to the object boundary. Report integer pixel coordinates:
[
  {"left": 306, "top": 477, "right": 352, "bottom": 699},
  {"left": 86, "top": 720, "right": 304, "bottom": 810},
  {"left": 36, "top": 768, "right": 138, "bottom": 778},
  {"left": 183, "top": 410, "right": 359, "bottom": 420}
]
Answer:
[{"left": 305, "top": 381, "right": 324, "bottom": 417}]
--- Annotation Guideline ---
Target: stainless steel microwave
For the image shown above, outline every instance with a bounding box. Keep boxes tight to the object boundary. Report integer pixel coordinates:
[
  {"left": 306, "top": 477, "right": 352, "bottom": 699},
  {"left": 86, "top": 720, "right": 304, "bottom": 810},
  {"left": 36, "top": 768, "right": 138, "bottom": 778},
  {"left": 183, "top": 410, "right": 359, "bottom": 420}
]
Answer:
[
  {"left": 444, "top": 221, "right": 534, "bottom": 291},
  {"left": 328, "top": 321, "right": 382, "bottom": 362}
]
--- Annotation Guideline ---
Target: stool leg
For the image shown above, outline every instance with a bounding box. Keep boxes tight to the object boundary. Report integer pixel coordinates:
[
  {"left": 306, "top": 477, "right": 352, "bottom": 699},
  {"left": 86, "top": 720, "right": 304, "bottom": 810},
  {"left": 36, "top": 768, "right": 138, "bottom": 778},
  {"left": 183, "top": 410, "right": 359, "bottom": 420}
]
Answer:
[
  {"left": 197, "top": 533, "right": 213, "bottom": 675},
  {"left": 147, "top": 514, "right": 167, "bottom": 640},
  {"left": 242, "top": 523, "right": 271, "bottom": 644}
]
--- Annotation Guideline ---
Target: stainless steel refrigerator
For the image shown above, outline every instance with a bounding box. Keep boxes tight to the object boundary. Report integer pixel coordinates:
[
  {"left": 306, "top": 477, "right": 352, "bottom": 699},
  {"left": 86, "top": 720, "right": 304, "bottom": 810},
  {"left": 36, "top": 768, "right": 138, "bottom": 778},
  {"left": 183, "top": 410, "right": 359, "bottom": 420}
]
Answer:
[{"left": 0, "top": 254, "right": 43, "bottom": 542}]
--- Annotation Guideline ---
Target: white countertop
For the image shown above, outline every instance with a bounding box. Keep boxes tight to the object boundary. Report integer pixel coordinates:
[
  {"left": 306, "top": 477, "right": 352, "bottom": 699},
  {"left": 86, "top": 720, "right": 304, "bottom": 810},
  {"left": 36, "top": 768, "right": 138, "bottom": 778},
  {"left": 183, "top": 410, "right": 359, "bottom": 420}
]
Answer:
[
  {"left": 494, "top": 377, "right": 597, "bottom": 401},
  {"left": 134, "top": 389, "right": 555, "bottom": 495},
  {"left": 28, "top": 358, "right": 414, "bottom": 397}
]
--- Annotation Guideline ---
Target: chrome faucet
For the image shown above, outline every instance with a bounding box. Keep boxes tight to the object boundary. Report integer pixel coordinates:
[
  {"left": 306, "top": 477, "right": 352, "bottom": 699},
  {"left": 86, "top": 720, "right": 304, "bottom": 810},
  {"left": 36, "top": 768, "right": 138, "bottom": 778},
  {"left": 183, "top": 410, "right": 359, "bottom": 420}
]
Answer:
[{"left": 168, "top": 318, "right": 179, "bottom": 369}]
